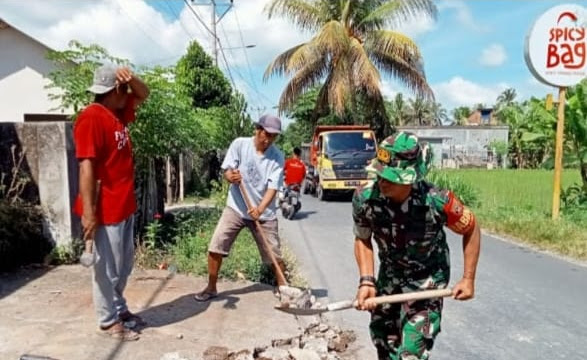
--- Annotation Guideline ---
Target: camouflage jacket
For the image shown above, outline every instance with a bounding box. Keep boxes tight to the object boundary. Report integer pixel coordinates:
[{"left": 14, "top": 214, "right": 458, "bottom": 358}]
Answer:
[{"left": 352, "top": 180, "right": 472, "bottom": 279}]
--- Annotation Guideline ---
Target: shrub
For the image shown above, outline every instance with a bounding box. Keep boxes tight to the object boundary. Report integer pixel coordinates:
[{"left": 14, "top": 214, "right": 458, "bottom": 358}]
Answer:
[{"left": 0, "top": 199, "right": 52, "bottom": 271}]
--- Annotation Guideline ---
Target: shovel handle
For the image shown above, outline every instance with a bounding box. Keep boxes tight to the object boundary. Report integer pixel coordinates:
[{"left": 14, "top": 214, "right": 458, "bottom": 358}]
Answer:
[
  {"left": 238, "top": 183, "right": 288, "bottom": 286},
  {"left": 360, "top": 288, "right": 454, "bottom": 307},
  {"left": 84, "top": 239, "right": 93, "bottom": 253}
]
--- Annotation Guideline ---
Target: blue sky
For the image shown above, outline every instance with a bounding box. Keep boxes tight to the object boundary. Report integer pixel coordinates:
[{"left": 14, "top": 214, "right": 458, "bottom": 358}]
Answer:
[{"left": 0, "top": 0, "right": 573, "bottom": 124}]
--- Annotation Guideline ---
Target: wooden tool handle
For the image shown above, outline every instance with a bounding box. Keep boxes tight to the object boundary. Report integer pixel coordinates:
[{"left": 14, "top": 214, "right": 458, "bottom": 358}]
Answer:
[
  {"left": 84, "top": 239, "right": 93, "bottom": 253},
  {"left": 238, "top": 183, "right": 288, "bottom": 286},
  {"left": 366, "top": 288, "right": 453, "bottom": 306}
]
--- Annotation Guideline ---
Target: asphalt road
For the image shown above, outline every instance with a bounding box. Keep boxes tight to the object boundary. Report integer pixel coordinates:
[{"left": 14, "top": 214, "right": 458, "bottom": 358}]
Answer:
[{"left": 278, "top": 193, "right": 586, "bottom": 360}]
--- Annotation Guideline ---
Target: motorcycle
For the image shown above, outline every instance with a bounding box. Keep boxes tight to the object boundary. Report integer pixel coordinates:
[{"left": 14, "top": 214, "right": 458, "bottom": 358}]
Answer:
[{"left": 278, "top": 184, "right": 302, "bottom": 220}]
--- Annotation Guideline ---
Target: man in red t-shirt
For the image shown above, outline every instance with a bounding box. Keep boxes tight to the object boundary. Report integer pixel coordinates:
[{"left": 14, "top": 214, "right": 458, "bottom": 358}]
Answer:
[
  {"left": 73, "top": 64, "right": 149, "bottom": 341},
  {"left": 284, "top": 147, "right": 306, "bottom": 187}
]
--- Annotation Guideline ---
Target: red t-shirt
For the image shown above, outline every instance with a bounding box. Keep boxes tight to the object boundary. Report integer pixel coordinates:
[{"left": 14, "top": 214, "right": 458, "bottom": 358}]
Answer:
[
  {"left": 73, "top": 99, "right": 137, "bottom": 225},
  {"left": 284, "top": 157, "right": 306, "bottom": 186}
]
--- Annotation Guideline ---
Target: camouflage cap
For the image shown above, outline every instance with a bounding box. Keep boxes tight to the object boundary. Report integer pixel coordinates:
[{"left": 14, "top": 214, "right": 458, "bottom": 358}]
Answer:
[{"left": 365, "top": 131, "right": 432, "bottom": 184}]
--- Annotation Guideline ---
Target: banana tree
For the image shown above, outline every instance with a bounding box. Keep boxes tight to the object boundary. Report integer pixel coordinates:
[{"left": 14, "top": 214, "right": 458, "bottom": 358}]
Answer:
[
  {"left": 565, "top": 81, "right": 587, "bottom": 191},
  {"left": 500, "top": 99, "right": 556, "bottom": 168}
]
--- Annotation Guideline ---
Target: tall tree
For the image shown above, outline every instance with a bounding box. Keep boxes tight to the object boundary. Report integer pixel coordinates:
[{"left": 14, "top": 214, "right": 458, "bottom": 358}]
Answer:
[
  {"left": 45, "top": 40, "right": 127, "bottom": 116},
  {"left": 264, "top": 0, "right": 437, "bottom": 139},
  {"left": 176, "top": 41, "right": 232, "bottom": 109},
  {"left": 565, "top": 81, "right": 587, "bottom": 191},
  {"left": 386, "top": 93, "right": 409, "bottom": 126},
  {"left": 496, "top": 88, "right": 517, "bottom": 108},
  {"left": 407, "top": 96, "right": 431, "bottom": 125},
  {"left": 429, "top": 101, "right": 448, "bottom": 126},
  {"left": 452, "top": 106, "right": 471, "bottom": 125}
]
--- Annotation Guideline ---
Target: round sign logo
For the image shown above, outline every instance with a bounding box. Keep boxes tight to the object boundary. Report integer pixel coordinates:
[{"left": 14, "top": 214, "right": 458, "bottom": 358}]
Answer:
[{"left": 525, "top": 4, "right": 587, "bottom": 87}]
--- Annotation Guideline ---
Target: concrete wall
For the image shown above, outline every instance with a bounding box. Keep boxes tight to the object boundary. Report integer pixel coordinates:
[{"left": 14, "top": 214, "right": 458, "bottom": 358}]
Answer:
[
  {"left": 0, "top": 121, "right": 79, "bottom": 246},
  {"left": 397, "top": 126, "right": 509, "bottom": 168},
  {"left": 0, "top": 22, "right": 67, "bottom": 122}
]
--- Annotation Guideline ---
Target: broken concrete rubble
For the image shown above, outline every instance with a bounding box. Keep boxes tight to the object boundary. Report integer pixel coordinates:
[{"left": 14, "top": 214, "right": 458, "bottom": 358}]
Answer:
[{"left": 202, "top": 322, "right": 356, "bottom": 360}]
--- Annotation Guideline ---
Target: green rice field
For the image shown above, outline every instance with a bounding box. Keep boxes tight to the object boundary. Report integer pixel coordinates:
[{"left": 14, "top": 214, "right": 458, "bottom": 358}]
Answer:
[
  {"left": 443, "top": 169, "right": 581, "bottom": 213},
  {"left": 438, "top": 169, "right": 586, "bottom": 260}
]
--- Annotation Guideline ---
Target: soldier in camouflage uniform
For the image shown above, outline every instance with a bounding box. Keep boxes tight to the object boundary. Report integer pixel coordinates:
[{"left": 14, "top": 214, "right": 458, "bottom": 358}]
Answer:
[{"left": 352, "top": 132, "right": 481, "bottom": 360}]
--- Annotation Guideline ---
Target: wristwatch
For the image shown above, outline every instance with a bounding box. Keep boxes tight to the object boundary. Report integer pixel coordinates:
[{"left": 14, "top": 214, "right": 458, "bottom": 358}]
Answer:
[{"left": 359, "top": 275, "right": 376, "bottom": 284}]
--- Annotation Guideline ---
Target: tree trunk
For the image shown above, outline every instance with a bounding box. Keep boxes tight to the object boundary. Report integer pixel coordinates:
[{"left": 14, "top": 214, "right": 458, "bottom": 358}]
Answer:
[
  {"left": 166, "top": 156, "right": 172, "bottom": 206},
  {"left": 581, "top": 161, "right": 587, "bottom": 191},
  {"left": 179, "top": 153, "right": 184, "bottom": 203}
]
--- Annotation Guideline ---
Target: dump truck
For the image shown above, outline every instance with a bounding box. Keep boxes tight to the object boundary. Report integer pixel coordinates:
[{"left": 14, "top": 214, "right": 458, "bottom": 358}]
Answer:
[{"left": 303, "top": 125, "right": 377, "bottom": 200}]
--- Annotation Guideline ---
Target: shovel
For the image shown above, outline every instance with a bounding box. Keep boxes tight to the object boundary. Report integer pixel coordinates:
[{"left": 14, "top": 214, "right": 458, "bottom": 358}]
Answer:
[
  {"left": 275, "top": 288, "right": 454, "bottom": 316},
  {"left": 80, "top": 238, "right": 95, "bottom": 267},
  {"left": 238, "top": 182, "right": 310, "bottom": 303}
]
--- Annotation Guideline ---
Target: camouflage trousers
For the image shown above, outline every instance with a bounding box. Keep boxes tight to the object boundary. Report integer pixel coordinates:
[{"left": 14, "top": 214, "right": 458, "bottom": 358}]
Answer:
[{"left": 369, "top": 270, "right": 449, "bottom": 360}]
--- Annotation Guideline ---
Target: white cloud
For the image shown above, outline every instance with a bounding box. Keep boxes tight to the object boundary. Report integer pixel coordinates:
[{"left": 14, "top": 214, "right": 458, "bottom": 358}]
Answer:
[
  {"left": 380, "top": 79, "right": 400, "bottom": 100},
  {"left": 0, "top": 0, "right": 312, "bottom": 109},
  {"left": 0, "top": 0, "right": 309, "bottom": 68},
  {"left": 520, "top": 77, "right": 557, "bottom": 100},
  {"left": 432, "top": 76, "right": 509, "bottom": 109},
  {"left": 479, "top": 43, "right": 507, "bottom": 67},
  {"left": 396, "top": 15, "right": 436, "bottom": 38},
  {"left": 438, "top": 0, "right": 490, "bottom": 33}
]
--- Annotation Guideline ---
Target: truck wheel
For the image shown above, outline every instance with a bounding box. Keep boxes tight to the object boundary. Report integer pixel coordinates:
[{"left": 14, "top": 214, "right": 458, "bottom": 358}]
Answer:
[{"left": 317, "top": 185, "right": 328, "bottom": 201}]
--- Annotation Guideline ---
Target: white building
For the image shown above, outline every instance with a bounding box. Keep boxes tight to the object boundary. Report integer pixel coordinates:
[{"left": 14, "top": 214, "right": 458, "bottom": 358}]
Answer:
[
  {"left": 398, "top": 126, "right": 510, "bottom": 169},
  {"left": 0, "top": 18, "right": 70, "bottom": 122}
]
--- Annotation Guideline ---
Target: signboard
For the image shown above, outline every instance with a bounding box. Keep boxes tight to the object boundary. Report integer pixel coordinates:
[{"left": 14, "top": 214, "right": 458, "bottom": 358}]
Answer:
[{"left": 525, "top": 4, "right": 587, "bottom": 87}]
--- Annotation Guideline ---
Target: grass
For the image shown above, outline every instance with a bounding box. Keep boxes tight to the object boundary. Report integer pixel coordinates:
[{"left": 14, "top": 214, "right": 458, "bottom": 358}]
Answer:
[
  {"left": 441, "top": 169, "right": 581, "bottom": 212},
  {"left": 136, "top": 203, "right": 301, "bottom": 286},
  {"left": 436, "top": 169, "right": 587, "bottom": 260}
]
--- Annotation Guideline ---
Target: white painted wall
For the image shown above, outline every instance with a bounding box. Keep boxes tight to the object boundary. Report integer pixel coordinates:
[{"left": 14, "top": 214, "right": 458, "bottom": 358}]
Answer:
[
  {"left": 398, "top": 126, "right": 510, "bottom": 168},
  {"left": 0, "top": 23, "right": 68, "bottom": 122}
]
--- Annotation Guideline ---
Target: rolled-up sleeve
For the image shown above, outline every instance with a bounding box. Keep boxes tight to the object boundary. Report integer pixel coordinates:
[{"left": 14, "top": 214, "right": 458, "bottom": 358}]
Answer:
[
  {"left": 268, "top": 156, "right": 284, "bottom": 190},
  {"left": 352, "top": 190, "right": 372, "bottom": 240}
]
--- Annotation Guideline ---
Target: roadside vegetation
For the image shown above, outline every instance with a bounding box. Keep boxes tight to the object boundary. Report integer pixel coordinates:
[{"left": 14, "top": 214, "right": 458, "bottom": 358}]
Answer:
[
  {"left": 134, "top": 182, "right": 303, "bottom": 286},
  {"left": 431, "top": 169, "right": 586, "bottom": 260}
]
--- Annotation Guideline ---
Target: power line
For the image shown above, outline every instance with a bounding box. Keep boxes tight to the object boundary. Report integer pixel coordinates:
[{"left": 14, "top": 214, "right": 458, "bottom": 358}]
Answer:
[
  {"left": 216, "top": 38, "right": 236, "bottom": 89},
  {"left": 114, "top": 0, "right": 172, "bottom": 57},
  {"left": 183, "top": 0, "right": 214, "bottom": 37},
  {"left": 234, "top": 11, "right": 260, "bottom": 99},
  {"left": 164, "top": 0, "right": 196, "bottom": 40},
  {"left": 218, "top": 21, "right": 274, "bottom": 108}
]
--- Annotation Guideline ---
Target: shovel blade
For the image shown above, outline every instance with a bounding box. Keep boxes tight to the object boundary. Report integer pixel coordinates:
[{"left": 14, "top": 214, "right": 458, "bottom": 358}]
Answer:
[
  {"left": 80, "top": 252, "right": 95, "bottom": 267},
  {"left": 274, "top": 305, "right": 328, "bottom": 316},
  {"left": 274, "top": 299, "right": 354, "bottom": 316}
]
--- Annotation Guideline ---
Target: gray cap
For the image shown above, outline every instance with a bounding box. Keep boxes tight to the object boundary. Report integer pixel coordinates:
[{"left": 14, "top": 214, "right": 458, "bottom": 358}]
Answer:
[
  {"left": 87, "top": 65, "right": 117, "bottom": 94},
  {"left": 255, "top": 114, "right": 282, "bottom": 134}
]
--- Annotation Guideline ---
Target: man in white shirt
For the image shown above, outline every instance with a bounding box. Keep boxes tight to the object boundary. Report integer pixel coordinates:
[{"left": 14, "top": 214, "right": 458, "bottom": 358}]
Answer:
[{"left": 194, "top": 114, "right": 285, "bottom": 302}]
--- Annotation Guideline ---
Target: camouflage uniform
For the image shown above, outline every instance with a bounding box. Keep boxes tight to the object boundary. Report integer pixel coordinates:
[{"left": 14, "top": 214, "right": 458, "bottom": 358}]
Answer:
[{"left": 353, "top": 132, "right": 475, "bottom": 360}]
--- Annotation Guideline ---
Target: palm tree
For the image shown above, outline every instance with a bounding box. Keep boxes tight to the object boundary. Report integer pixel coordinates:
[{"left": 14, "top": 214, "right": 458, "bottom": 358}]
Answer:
[
  {"left": 264, "top": 0, "right": 437, "bottom": 138},
  {"left": 451, "top": 106, "right": 471, "bottom": 126},
  {"left": 429, "top": 101, "right": 448, "bottom": 126},
  {"left": 386, "top": 93, "right": 409, "bottom": 126},
  {"left": 496, "top": 88, "right": 517, "bottom": 108},
  {"left": 495, "top": 87, "right": 518, "bottom": 124},
  {"left": 407, "top": 96, "right": 431, "bottom": 125}
]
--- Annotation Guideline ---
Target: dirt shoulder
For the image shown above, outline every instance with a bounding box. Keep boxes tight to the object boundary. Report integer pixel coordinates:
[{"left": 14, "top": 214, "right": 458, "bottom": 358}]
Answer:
[{"left": 0, "top": 265, "right": 359, "bottom": 360}]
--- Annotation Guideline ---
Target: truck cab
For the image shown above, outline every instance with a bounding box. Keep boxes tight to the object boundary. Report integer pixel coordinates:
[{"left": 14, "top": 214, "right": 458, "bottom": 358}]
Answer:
[{"left": 303, "top": 125, "right": 377, "bottom": 200}]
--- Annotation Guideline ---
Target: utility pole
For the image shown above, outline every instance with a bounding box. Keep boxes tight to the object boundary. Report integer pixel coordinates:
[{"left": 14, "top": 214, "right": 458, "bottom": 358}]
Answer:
[
  {"left": 211, "top": 0, "right": 217, "bottom": 66},
  {"left": 190, "top": 0, "right": 233, "bottom": 66}
]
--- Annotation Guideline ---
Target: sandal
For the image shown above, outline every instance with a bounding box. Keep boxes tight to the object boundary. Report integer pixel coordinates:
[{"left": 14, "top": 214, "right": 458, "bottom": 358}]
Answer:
[
  {"left": 98, "top": 322, "right": 140, "bottom": 341},
  {"left": 119, "top": 311, "right": 147, "bottom": 328},
  {"left": 193, "top": 290, "right": 218, "bottom": 302}
]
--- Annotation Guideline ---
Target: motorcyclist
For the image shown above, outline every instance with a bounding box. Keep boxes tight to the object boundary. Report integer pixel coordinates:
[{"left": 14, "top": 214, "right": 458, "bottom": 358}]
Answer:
[
  {"left": 284, "top": 147, "right": 306, "bottom": 188},
  {"left": 280, "top": 147, "right": 307, "bottom": 218}
]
